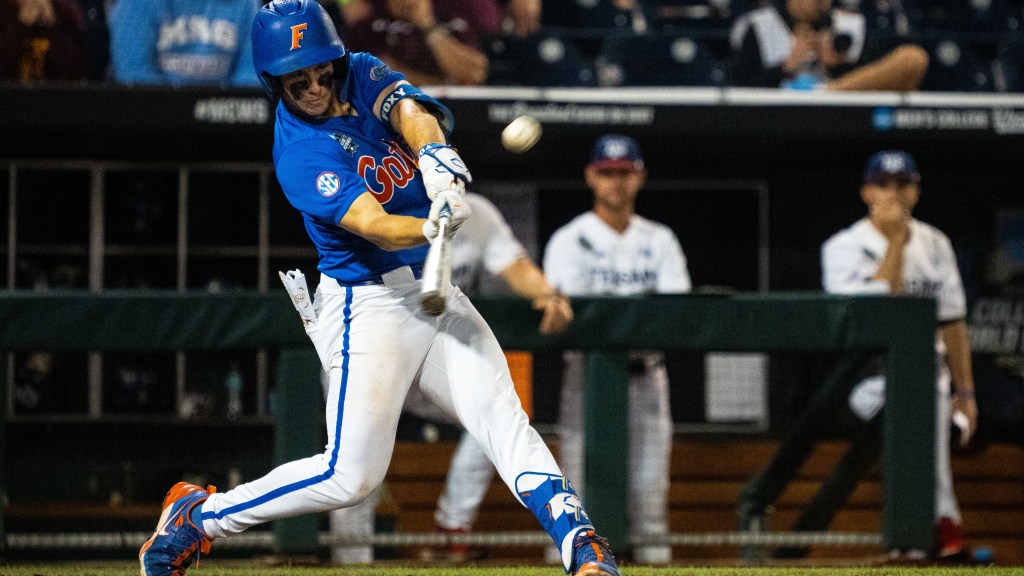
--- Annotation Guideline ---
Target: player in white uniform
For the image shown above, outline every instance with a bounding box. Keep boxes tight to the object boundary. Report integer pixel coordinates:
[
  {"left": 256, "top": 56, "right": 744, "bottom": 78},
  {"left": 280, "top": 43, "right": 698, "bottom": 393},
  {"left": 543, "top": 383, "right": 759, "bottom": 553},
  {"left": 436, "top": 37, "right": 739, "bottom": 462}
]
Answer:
[
  {"left": 139, "top": 3, "right": 619, "bottom": 576},
  {"left": 544, "top": 135, "right": 690, "bottom": 565},
  {"left": 327, "top": 192, "right": 573, "bottom": 564},
  {"left": 821, "top": 150, "right": 977, "bottom": 559}
]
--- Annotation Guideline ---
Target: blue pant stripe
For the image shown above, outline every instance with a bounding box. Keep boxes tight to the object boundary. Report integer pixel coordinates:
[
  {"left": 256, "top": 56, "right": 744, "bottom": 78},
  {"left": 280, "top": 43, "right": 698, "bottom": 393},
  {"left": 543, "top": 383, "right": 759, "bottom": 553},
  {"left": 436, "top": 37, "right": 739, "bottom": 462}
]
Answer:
[{"left": 203, "top": 287, "right": 354, "bottom": 521}]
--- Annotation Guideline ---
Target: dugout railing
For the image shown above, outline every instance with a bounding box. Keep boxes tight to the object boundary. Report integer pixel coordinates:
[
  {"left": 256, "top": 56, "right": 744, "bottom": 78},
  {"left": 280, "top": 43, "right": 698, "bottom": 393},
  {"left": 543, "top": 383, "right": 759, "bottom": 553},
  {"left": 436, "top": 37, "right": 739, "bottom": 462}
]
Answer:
[{"left": 0, "top": 292, "right": 935, "bottom": 559}]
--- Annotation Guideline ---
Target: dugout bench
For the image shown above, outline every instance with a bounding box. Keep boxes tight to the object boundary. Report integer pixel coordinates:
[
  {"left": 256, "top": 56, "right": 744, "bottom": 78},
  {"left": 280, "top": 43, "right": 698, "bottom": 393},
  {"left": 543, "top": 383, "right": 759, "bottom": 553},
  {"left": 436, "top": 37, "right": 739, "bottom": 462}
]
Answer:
[{"left": 0, "top": 292, "right": 935, "bottom": 558}]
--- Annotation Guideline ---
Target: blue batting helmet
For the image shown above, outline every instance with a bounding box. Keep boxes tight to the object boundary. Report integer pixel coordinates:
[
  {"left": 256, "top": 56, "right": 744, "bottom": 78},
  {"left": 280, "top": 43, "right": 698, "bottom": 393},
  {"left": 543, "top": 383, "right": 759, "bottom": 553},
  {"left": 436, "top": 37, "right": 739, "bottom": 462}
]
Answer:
[{"left": 251, "top": 0, "right": 349, "bottom": 100}]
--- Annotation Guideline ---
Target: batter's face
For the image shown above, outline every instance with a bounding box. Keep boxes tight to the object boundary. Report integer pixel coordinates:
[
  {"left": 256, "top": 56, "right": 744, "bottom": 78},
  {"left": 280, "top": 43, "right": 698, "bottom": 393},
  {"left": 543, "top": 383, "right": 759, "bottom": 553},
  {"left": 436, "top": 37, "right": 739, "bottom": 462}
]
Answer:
[
  {"left": 861, "top": 176, "right": 920, "bottom": 212},
  {"left": 586, "top": 166, "right": 646, "bottom": 213},
  {"left": 279, "top": 62, "right": 337, "bottom": 118}
]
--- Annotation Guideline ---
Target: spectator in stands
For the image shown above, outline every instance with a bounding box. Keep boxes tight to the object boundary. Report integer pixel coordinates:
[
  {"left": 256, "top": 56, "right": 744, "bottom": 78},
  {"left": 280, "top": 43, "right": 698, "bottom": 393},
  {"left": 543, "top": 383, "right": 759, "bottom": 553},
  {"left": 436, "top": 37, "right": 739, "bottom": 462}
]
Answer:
[
  {"left": 0, "top": 0, "right": 97, "bottom": 82},
  {"left": 543, "top": 134, "right": 690, "bottom": 565},
  {"left": 338, "top": 0, "right": 501, "bottom": 86},
  {"left": 108, "top": 0, "right": 260, "bottom": 87},
  {"left": 730, "top": 0, "right": 928, "bottom": 91},
  {"left": 502, "top": 0, "right": 540, "bottom": 36},
  {"left": 821, "top": 150, "right": 976, "bottom": 560}
]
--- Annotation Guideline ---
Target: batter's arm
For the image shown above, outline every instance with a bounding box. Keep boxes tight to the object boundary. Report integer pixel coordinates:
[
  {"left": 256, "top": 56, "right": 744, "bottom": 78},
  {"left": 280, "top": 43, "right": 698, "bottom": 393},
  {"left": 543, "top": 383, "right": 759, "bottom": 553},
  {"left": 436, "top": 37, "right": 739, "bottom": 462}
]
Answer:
[
  {"left": 339, "top": 192, "right": 429, "bottom": 251},
  {"left": 942, "top": 319, "right": 978, "bottom": 437},
  {"left": 389, "top": 96, "right": 447, "bottom": 150},
  {"left": 499, "top": 258, "right": 574, "bottom": 335}
]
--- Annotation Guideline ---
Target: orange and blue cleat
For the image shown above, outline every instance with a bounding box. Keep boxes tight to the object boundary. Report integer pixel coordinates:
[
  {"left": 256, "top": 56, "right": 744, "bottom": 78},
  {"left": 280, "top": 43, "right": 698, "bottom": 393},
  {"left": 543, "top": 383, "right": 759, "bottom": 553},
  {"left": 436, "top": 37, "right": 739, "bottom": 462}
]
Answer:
[
  {"left": 571, "top": 529, "right": 621, "bottom": 576},
  {"left": 139, "top": 482, "right": 216, "bottom": 576}
]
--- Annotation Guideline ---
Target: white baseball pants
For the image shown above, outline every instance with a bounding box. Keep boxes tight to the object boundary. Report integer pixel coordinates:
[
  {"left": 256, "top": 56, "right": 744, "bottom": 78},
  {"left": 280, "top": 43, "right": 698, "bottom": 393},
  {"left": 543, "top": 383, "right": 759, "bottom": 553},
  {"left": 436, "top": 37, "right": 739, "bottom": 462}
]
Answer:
[{"left": 198, "top": 268, "right": 560, "bottom": 539}]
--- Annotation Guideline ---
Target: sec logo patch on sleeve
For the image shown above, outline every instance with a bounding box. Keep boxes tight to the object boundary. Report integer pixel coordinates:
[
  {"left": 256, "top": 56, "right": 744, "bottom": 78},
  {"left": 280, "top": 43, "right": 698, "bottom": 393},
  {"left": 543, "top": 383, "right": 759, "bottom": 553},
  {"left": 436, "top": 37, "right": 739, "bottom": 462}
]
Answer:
[{"left": 316, "top": 172, "right": 341, "bottom": 197}]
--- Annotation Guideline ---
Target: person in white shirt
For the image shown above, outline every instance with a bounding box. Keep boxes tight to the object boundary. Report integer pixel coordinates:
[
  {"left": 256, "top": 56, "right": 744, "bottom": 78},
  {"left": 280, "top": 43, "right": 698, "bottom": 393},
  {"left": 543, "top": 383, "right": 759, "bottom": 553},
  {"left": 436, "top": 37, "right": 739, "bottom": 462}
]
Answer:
[
  {"left": 543, "top": 134, "right": 690, "bottom": 565},
  {"left": 821, "top": 149, "right": 977, "bottom": 559},
  {"left": 327, "top": 192, "right": 573, "bottom": 564}
]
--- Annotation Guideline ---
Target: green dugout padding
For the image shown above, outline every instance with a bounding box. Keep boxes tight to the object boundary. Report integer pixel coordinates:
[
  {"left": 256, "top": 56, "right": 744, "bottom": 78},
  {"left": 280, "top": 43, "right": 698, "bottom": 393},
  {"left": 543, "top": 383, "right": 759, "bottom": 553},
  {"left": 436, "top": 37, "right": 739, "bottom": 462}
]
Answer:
[{"left": 0, "top": 291, "right": 935, "bottom": 554}]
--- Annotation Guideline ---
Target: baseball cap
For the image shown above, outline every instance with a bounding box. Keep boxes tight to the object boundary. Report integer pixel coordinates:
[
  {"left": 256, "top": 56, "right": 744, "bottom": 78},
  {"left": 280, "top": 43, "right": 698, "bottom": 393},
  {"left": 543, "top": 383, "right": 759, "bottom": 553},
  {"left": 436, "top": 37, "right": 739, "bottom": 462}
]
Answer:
[
  {"left": 589, "top": 134, "right": 644, "bottom": 172},
  {"left": 863, "top": 150, "right": 920, "bottom": 184}
]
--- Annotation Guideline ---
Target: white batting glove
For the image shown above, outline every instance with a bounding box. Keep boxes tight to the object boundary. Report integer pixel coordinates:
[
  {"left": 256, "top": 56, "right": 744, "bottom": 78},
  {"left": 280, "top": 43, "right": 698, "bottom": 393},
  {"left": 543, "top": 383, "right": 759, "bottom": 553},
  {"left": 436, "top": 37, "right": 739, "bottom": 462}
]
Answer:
[
  {"left": 418, "top": 143, "right": 472, "bottom": 200},
  {"left": 422, "top": 189, "right": 471, "bottom": 240},
  {"left": 278, "top": 269, "right": 317, "bottom": 326}
]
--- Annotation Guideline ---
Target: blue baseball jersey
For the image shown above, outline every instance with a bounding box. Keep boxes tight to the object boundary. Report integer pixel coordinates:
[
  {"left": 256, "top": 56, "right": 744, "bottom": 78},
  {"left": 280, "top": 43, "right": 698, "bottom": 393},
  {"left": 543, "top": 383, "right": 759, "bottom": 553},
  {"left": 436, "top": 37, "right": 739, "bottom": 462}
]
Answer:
[{"left": 273, "top": 53, "right": 435, "bottom": 284}]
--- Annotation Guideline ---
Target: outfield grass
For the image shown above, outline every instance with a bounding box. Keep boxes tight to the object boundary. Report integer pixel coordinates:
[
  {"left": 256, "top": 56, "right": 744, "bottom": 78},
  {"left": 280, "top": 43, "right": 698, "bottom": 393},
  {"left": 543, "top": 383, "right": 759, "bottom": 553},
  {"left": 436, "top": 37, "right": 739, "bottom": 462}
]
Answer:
[{"left": 1, "top": 567, "right": 1022, "bottom": 576}]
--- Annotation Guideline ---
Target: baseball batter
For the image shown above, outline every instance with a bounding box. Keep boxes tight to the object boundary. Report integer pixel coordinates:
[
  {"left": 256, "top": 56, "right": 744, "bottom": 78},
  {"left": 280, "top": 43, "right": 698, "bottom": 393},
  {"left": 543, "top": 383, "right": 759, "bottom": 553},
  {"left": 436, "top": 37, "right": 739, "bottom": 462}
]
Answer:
[
  {"left": 544, "top": 134, "right": 690, "bottom": 565},
  {"left": 821, "top": 149, "right": 977, "bottom": 559},
  {"left": 138, "top": 3, "right": 618, "bottom": 576},
  {"left": 327, "top": 192, "right": 574, "bottom": 564}
]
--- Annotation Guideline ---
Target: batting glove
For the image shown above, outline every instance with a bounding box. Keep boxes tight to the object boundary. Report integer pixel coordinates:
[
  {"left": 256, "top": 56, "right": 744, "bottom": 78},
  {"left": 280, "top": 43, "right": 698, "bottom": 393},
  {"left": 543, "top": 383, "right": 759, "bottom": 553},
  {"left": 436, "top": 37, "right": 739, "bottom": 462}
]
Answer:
[
  {"left": 418, "top": 143, "right": 472, "bottom": 200},
  {"left": 422, "top": 189, "right": 471, "bottom": 240}
]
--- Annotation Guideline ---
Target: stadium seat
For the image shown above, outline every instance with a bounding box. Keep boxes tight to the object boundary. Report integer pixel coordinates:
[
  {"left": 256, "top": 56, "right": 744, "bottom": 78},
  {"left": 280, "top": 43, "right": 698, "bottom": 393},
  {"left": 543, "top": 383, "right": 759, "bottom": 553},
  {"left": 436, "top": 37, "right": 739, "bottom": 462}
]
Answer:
[
  {"left": 848, "top": 0, "right": 915, "bottom": 35},
  {"left": 597, "top": 33, "right": 724, "bottom": 86},
  {"left": 485, "top": 34, "right": 595, "bottom": 87},
  {"left": 907, "top": 0, "right": 1020, "bottom": 33},
  {"left": 542, "top": 0, "right": 654, "bottom": 32},
  {"left": 919, "top": 39, "right": 995, "bottom": 91}
]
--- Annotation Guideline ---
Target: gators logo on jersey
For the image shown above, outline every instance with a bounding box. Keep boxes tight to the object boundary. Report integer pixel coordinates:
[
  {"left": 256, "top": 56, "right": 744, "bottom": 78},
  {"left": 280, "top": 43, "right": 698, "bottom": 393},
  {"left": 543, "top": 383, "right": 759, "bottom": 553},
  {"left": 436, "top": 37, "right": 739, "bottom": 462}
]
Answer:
[
  {"left": 316, "top": 171, "right": 341, "bottom": 197},
  {"left": 357, "top": 142, "right": 416, "bottom": 204}
]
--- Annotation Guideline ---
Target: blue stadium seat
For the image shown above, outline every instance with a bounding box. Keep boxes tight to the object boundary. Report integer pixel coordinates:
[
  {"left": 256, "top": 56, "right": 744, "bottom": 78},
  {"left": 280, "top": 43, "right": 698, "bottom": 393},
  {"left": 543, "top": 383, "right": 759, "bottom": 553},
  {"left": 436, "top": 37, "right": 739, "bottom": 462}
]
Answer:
[
  {"left": 907, "top": 0, "right": 1020, "bottom": 33},
  {"left": 598, "top": 33, "right": 724, "bottom": 86},
  {"left": 919, "top": 39, "right": 995, "bottom": 91},
  {"left": 849, "top": 0, "right": 915, "bottom": 34},
  {"left": 542, "top": 0, "right": 655, "bottom": 32},
  {"left": 485, "top": 34, "right": 595, "bottom": 87}
]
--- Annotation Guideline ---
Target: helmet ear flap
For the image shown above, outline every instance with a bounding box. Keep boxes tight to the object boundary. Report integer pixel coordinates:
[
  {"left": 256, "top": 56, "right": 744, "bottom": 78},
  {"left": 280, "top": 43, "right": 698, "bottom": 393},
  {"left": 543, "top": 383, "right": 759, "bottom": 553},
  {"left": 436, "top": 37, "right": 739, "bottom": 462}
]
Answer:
[
  {"left": 332, "top": 55, "right": 350, "bottom": 98},
  {"left": 262, "top": 72, "right": 284, "bottom": 100}
]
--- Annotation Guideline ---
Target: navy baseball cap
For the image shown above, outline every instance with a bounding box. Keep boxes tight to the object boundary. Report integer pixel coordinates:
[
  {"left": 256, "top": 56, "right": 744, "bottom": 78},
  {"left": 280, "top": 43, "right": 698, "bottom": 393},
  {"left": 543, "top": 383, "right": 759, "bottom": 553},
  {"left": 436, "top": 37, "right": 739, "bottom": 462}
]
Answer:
[
  {"left": 863, "top": 150, "right": 920, "bottom": 184},
  {"left": 589, "top": 134, "right": 644, "bottom": 171}
]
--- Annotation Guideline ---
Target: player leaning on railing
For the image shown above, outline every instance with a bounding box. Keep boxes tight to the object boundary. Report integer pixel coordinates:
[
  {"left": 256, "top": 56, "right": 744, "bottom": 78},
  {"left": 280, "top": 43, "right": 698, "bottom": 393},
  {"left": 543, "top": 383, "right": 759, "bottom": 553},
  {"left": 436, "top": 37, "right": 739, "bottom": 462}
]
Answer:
[
  {"left": 821, "top": 150, "right": 977, "bottom": 560},
  {"left": 137, "top": 2, "right": 622, "bottom": 576}
]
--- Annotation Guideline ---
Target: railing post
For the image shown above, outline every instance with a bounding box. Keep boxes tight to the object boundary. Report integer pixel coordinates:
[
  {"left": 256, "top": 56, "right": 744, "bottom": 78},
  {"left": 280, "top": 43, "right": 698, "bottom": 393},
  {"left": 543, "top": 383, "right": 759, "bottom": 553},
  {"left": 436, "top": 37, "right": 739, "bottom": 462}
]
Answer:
[
  {"left": 272, "top": 346, "right": 322, "bottom": 555},
  {"left": 584, "top": 351, "right": 630, "bottom": 553},
  {"left": 882, "top": 299, "right": 935, "bottom": 552},
  {"left": 0, "top": 351, "right": 7, "bottom": 560}
]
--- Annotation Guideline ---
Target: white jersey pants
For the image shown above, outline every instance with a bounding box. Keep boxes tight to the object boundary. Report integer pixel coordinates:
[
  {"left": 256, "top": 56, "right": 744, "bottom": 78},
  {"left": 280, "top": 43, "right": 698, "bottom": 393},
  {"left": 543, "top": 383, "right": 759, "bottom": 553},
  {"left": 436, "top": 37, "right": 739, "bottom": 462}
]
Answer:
[
  {"left": 199, "top": 269, "right": 559, "bottom": 539},
  {"left": 555, "top": 350, "right": 673, "bottom": 564},
  {"left": 326, "top": 378, "right": 497, "bottom": 563}
]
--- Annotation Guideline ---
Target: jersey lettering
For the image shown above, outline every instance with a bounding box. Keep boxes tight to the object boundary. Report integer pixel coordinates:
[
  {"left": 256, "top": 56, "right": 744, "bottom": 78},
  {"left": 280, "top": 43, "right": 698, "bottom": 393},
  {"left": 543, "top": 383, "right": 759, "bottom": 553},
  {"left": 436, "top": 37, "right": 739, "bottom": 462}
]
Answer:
[
  {"left": 587, "top": 267, "right": 658, "bottom": 289},
  {"left": 379, "top": 87, "right": 406, "bottom": 121},
  {"left": 158, "top": 17, "right": 238, "bottom": 51},
  {"left": 290, "top": 23, "right": 307, "bottom": 50},
  {"left": 356, "top": 142, "right": 416, "bottom": 204}
]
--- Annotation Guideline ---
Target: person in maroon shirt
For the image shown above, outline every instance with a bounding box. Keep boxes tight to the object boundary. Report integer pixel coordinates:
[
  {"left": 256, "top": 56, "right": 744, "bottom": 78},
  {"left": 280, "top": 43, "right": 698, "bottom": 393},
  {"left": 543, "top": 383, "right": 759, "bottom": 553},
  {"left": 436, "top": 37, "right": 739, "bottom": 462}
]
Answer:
[{"left": 341, "top": 0, "right": 501, "bottom": 86}]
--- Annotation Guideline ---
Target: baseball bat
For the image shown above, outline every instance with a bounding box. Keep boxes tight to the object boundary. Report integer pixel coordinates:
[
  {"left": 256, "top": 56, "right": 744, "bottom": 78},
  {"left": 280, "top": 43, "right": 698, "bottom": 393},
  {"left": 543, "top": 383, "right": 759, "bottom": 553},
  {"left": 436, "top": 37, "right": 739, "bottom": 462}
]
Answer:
[{"left": 420, "top": 207, "right": 452, "bottom": 316}]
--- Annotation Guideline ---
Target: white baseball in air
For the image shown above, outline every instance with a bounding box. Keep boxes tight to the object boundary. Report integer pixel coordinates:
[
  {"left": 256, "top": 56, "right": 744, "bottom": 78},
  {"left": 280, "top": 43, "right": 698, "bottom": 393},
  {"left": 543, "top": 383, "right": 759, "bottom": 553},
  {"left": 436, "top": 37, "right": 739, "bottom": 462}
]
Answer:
[{"left": 501, "top": 115, "right": 542, "bottom": 154}]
